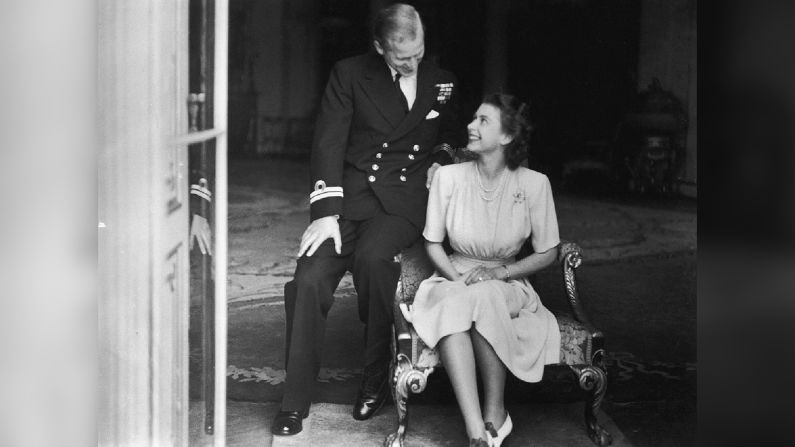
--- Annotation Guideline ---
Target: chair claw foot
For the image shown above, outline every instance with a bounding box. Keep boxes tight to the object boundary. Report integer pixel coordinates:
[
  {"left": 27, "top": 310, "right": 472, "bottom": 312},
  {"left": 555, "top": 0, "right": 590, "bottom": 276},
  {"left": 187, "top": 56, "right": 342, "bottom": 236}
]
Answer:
[
  {"left": 384, "top": 431, "right": 403, "bottom": 447},
  {"left": 588, "top": 423, "right": 613, "bottom": 447}
]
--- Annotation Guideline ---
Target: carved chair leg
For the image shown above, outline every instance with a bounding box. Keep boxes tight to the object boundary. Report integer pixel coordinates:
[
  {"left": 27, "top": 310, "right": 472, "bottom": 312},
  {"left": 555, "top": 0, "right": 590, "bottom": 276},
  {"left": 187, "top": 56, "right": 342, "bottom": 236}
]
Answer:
[
  {"left": 384, "top": 354, "right": 432, "bottom": 447},
  {"left": 384, "top": 361, "right": 409, "bottom": 447},
  {"left": 570, "top": 364, "right": 613, "bottom": 447}
]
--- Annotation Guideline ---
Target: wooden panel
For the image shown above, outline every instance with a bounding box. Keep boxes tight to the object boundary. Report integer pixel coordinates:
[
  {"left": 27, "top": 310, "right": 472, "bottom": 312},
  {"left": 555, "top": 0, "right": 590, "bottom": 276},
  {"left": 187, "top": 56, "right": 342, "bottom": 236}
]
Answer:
[{"left": 98, "top": 1, "right": 155, "bottom": 443}]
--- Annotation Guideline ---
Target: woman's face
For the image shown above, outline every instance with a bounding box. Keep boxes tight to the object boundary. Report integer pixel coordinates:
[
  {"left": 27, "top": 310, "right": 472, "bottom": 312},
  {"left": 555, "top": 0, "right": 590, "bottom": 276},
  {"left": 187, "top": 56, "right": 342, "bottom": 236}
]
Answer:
[{"left": 466, "top": 103, "right": 511, "bottom": 154}]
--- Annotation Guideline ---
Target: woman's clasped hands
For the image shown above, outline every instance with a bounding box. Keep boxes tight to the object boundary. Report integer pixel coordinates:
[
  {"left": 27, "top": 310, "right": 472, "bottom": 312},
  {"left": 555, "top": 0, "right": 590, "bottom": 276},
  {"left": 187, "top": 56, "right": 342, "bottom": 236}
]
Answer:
[{"left": 460, "top": 265, "right": 506, "bottom": 285}]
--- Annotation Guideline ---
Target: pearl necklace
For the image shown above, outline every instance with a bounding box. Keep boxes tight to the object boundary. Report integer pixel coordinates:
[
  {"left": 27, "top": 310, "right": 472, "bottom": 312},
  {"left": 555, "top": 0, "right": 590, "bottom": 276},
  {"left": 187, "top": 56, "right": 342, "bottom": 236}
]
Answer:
[{"left": 476, "top": 163, "right": 508, "bottom": 201}]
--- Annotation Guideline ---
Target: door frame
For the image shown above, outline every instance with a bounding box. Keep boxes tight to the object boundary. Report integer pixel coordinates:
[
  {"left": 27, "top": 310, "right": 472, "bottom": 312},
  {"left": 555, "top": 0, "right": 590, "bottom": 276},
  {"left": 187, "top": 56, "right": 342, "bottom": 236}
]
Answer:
[{"left": 98, "top": 0, "right": 229, "bottom": 445}]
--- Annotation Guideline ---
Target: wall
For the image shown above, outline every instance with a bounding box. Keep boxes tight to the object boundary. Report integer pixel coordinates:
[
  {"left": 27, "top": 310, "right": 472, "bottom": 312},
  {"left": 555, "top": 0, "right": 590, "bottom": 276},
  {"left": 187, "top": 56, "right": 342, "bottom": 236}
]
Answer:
[
  {"left": 0, "top": 1, "right": 95, "bottom": 446},
  {"left": 235, "top": 0, "right": 320, "bottom": 154},
  {"left": 638, "top": 0, "right": 697, "bottom": 197}
]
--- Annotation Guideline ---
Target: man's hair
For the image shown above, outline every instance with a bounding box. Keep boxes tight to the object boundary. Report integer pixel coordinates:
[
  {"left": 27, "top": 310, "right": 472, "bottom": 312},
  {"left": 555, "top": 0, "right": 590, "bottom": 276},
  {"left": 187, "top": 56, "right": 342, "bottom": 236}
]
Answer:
[
  {"left": 481, "top": 93, "right": 535, "bottom": 170},
  {"left": 372, "top": 3, "right": 424, "bottom": 50}
]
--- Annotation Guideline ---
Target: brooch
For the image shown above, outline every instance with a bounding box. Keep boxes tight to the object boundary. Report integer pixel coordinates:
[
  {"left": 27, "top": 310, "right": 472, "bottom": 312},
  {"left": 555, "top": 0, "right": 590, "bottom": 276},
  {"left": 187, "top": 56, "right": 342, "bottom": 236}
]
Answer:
[
  {"left": 512, "top": 190, "right": 526, "bottom": 204},
  {"left": 435, "top": 82, "right": 453, "bottom": 104}
]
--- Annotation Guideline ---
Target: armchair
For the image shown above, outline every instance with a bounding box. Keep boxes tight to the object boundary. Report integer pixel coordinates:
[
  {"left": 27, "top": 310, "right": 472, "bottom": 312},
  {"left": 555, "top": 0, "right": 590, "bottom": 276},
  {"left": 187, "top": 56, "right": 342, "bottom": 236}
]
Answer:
[{"left": 385, "top": 241, "right": 612, "bottom": 446}]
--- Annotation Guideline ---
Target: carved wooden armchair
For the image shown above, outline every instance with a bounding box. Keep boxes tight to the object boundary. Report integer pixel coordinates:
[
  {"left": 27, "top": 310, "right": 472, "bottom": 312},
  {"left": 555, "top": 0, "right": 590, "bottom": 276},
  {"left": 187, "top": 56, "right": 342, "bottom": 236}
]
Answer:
[{"left": 385, "top": 241, "right": 612, "bottom": 447}]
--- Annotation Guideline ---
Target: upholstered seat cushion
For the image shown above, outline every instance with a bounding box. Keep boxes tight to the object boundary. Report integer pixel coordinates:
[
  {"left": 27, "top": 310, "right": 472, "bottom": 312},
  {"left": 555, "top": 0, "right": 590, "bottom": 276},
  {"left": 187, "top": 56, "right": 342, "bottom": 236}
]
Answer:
[
  {"left": 556, "top": 315, "right": 591, "bottom": 365},
  {"left": 395, "top": 244, "right": 435, "bottom": 304}
]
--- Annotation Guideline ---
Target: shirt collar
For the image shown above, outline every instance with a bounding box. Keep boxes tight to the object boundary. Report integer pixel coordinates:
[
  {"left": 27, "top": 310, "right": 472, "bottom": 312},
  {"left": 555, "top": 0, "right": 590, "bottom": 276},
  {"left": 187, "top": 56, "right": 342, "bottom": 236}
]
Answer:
[{"left": 387, "top": 64, "right": 416, "bottom": 80}]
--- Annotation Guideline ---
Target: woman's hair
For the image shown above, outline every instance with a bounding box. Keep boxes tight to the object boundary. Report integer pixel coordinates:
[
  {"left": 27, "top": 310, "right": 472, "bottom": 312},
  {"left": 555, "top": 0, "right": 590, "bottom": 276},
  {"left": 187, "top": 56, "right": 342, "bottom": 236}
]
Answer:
[
  {"left": 482, "top": 93, "right": 534, "bottom": 170},
  {"left": 371, "top": 3, "right": 423, "bottom": 50}
]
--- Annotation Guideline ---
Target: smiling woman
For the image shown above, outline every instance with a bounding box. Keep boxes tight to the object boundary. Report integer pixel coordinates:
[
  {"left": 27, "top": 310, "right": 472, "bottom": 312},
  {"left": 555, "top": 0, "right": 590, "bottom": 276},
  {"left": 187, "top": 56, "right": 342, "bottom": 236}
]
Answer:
[
  {"left": 406, "top": 93, "right": 564, "bottom": 445},
  {"left": 466, "top": 94, "right": 532, "bottom": 171}
]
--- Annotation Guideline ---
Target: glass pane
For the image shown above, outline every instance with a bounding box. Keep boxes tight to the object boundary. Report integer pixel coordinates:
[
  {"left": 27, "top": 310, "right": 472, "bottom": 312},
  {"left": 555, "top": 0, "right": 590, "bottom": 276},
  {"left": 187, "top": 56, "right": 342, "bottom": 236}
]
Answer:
[
  {"left": 187, "top": 0, "right": 217, "bottom": 443},
  {"left": 188, "top": 0, "right": 215, "bottom": 133},
  {"left": 188, "top": 137, "right": 217, "bottom": 444}
]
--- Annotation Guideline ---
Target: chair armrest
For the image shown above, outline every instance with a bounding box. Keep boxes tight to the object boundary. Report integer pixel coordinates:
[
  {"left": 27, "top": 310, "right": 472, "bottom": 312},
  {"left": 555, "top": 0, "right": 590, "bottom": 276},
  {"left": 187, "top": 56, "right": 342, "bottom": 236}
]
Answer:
[
  {"left": 558, "top": 241, "right": 603, "bottom": 339},
  {"left": 392, "top": 243, "right": 434, "bottom": 358},
  {"left": 395, "top": 243, "right": 435, "bottom": 305},
  {"left": 393, "top": 279, "right": 414, "bottom": 357}
]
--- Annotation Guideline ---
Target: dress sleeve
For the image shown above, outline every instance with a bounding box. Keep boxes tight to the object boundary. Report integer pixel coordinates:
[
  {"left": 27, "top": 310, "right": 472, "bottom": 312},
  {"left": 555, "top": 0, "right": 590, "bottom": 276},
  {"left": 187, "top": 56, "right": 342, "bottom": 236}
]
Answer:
[
  {"left": 422, "top": 167, "right": 452, "bottom": 243},
  {"left": 529, "top": 174, "right": 561, "bottom": 253}
]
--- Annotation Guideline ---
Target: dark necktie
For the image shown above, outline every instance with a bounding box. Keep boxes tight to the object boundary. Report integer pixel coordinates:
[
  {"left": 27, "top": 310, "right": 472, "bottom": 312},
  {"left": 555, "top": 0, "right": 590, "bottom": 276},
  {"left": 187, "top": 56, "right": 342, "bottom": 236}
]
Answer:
[{"left": 393, "top": 73, "right": 409, "bottom": 113}]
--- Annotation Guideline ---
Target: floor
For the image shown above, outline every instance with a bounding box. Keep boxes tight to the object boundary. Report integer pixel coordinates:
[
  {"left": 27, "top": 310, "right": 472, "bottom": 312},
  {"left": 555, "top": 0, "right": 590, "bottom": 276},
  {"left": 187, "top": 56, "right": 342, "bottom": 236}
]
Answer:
[
  {"left": 191, "top": 400, "right": 633, "bottom": 447},
  {"left": 190, "top": 156, "right": 697, "bottom": 446}
]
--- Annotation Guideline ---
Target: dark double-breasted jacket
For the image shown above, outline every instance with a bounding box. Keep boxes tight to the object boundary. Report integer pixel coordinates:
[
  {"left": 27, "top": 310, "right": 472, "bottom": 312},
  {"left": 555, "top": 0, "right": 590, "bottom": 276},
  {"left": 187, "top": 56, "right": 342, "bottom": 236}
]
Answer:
[{"left": 308, "top": 52, "right": 466, "bottom": 230}]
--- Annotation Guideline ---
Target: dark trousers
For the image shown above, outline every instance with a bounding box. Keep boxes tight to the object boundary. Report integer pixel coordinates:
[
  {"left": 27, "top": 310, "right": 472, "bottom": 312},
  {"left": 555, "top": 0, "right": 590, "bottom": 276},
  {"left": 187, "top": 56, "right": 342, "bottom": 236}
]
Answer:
[{"left": 281, "top": 211, "right": 420, "bottom": 411}]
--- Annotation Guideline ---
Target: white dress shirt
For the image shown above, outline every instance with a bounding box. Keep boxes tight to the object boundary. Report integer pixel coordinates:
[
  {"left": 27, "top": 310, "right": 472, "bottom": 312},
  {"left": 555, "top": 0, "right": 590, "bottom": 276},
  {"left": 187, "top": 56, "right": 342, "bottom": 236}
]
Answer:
[{"left": 388, "top": 66, "right": 417, "bottom": 111}]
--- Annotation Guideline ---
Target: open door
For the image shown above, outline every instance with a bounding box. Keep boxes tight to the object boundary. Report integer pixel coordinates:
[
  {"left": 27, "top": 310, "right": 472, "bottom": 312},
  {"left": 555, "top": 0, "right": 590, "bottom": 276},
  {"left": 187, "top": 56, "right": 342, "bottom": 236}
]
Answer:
[
  {"left": 99, "top": 0, "right": 228, "bottom": 445},
  {"left": 186, "top": 0, "right": 230, "bottom": 445}
]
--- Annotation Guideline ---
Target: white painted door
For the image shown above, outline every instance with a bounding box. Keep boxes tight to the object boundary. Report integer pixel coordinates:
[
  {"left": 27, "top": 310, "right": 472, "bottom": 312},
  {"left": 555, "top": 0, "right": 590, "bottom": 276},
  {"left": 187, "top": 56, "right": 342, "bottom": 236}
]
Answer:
[{"left": 98, "top": 0, "right": 228, "bottom": 445}]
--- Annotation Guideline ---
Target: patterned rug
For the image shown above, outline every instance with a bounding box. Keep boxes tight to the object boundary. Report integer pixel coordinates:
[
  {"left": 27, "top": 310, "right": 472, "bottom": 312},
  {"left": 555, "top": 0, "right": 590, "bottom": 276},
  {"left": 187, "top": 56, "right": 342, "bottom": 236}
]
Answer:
[
  {"left": 199, "top": 401, "right": 633, "bottom": 447},
  {"left": 224, "top": 349, "right": 695, "bottom": 406}
]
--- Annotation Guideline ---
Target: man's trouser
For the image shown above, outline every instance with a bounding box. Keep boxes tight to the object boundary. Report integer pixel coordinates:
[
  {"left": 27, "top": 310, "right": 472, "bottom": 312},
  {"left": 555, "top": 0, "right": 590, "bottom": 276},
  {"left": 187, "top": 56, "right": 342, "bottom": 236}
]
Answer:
[{"left": 280, "top": 212, "right": 419, "bottom": 411}]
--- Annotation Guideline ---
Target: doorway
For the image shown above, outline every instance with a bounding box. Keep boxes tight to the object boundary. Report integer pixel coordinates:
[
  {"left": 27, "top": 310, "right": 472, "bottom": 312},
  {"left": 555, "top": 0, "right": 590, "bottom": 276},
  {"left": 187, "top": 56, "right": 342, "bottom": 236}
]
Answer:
[{"left": 98, "top": 0, "right": 229, "bottom": 445}]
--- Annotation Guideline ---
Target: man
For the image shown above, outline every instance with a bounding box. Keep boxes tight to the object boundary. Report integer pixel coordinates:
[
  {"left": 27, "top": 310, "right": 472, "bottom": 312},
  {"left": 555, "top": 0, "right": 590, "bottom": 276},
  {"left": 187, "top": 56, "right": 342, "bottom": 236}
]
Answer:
[{"left": 272, "top": 3, "right": 465, "bottom": 436}]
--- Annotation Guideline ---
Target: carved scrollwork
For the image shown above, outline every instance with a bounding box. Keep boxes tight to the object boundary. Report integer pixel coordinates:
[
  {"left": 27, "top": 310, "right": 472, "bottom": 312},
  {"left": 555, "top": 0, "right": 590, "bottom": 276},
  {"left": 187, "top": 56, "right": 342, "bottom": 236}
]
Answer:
[
  {"left": 563, "top": 255, "right": 580, "bottom": 308},
  {"left": 592, "top": 348, "right": 607, "bottom": 372},
  {"left": 407, "top": 368, "right": 432, "bottom": 393},
  {"left": 561, "top": 244, "right": 596, "bottom": 332},
  {"left": 392, "top": 353, "right": 412, "bottom": 385},
  {"left": 570, "top": 364, "right": 613, "bottom": 446},
  {"left": 386, "top": 353, "right": 435, "bottom": 447},
  {"left": 394, "top": 354, "right": 432, "bottom": 399},
  {"left": 562, "top": 242, "right": 583, "bottom": 269},
  {"left": 573, "top": 365, "right": 607, "bottom": 411}
]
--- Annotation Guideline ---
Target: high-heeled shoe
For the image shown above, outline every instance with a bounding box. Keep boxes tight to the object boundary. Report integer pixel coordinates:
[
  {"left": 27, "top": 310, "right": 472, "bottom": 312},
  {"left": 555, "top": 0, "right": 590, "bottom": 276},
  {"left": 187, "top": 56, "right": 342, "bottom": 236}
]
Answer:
[{"left": 485, "top": 412, "right": 513, "bottom": 447}]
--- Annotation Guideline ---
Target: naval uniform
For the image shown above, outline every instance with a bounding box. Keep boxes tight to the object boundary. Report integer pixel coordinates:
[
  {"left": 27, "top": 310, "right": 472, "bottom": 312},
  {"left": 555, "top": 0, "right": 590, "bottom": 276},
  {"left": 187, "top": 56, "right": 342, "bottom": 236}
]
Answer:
[{"left": 281, "top": 52, "right": 465, "bottom": 411}]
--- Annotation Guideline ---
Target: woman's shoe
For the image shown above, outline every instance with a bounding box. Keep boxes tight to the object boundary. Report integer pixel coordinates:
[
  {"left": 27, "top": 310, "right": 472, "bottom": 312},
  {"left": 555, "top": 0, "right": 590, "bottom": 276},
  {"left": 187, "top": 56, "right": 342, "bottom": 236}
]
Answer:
[{"left": 485, "top": 412, "right": 512, "bottom": 447}]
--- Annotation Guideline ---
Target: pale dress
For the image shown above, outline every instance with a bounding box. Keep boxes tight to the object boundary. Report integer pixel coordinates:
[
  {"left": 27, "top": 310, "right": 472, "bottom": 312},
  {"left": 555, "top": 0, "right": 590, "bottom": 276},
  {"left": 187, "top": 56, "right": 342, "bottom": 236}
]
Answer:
[{"left": 410, "top": 161, "right": 561, "bottom": 382}]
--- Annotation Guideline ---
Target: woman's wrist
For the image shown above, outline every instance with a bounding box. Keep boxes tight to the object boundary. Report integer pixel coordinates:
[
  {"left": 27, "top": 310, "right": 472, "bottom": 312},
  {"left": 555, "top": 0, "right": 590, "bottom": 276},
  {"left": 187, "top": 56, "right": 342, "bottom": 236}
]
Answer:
[{"left": 500, "top": 264, "right": 511, "bottom": 281}]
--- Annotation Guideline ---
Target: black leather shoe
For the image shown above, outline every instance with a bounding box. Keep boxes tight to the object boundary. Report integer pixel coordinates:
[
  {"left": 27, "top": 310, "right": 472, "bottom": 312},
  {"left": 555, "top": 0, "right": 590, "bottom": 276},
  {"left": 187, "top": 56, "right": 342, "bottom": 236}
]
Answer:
[
  {"left": 271, "top": 408, "right": 309, "bottom": 436},
  {"left": 352, "top": 361, "right": 390, "bottom": 420}
]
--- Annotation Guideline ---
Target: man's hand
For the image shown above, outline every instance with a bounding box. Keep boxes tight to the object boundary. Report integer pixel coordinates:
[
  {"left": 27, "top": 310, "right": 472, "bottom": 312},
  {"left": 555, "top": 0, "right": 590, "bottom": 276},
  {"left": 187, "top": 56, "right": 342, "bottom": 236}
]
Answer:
[
  {"left": 426, "top": 162, "right": 441, "bottom": 189},
  {"left": 189, "top": 214, "right": 213, "bottom": 256},
  {"left": 297, "top": 216, "right": 341, "bottom": 257}
]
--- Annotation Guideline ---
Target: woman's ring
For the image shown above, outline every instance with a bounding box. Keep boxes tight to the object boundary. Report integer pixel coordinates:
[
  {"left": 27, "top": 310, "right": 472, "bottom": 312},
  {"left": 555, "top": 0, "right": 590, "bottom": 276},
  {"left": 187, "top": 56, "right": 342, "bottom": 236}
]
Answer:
[{"left": 478, "top": 276, "right": 483, "bottom": 282}]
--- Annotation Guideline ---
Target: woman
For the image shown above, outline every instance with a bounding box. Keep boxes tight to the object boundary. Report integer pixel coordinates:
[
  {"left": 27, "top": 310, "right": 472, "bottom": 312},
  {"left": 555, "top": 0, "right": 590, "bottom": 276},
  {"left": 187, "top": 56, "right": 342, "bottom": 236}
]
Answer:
[{"left": 410, "top": 93, "right": 561, "bottom": 446}]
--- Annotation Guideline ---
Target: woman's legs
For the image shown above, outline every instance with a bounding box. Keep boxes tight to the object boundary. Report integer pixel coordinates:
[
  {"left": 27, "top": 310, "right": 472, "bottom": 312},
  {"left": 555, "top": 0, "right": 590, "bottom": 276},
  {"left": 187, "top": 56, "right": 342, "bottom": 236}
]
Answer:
[
  {"left": 472, "top": 329, "right": 507, "bottom": 429},
  {"left": 439, "top": 331, "right": 488, "bottom": 440}
]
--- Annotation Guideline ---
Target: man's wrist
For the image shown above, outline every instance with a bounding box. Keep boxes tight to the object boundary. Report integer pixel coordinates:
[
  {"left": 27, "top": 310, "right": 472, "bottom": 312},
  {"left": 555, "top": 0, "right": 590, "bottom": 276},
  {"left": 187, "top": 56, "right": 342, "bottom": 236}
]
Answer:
[{"left": 313, "top": 215, "right": 339, "bottom": 223}]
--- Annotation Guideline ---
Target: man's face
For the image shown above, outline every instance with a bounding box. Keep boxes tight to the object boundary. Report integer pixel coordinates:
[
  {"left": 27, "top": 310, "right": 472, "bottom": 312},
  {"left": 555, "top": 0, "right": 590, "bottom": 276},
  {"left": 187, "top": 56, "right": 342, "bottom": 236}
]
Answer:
[{"left": 374, "top": 30, "right": 425, "bottom": 77}]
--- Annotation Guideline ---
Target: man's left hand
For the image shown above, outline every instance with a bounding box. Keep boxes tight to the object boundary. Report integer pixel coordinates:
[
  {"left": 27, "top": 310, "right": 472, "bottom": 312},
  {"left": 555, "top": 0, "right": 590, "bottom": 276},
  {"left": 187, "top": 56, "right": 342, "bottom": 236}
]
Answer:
[{"left": 426, "top": 162, "right": 441, "bottom": 189}]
